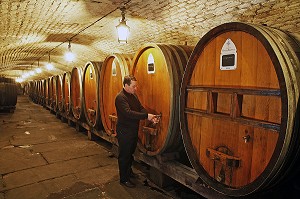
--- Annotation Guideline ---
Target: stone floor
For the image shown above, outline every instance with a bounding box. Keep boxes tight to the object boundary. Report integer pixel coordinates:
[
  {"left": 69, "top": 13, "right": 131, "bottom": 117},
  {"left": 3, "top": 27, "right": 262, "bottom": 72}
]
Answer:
[{"left": 0, "top": 96, "right": 174, "bottom": 199}]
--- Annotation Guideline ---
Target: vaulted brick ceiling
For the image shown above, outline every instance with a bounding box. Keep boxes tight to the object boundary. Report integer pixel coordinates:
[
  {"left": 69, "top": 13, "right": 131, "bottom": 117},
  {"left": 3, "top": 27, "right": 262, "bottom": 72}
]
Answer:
[{"left": 0, "top": 0, "right": 299, "bottom": 81}]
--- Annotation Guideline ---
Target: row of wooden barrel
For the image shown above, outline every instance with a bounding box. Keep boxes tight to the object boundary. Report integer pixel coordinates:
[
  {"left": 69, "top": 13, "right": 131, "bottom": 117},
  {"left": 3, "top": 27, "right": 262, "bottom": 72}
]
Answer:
[
  {"left": 26, "top": 22, "right": 300, "bottom": 197},
  {"left": 0, "top": 78, "right": 17, "bottom": 108}
]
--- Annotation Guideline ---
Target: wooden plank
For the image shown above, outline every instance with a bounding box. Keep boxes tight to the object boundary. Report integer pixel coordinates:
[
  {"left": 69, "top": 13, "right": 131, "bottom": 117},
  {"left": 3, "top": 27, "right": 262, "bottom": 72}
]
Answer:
[
  {"left": 228, "top": 122, "right": 240, "bottom": 186},
  {"left": 186, "top": 86, "right": 281, "bottom": 96},
  {"left": 185, "top": 107, "right": 280, "bottom": 132},
  {"left": 235, "top": 125, "right": 254, "bottom": 187},
  {"left": 192, "top": 107, "right": 202, "bottom": 164},
  {"left": 231, "top": 93, "right": 243, "bottom": 118},
  {"left": 200, "top": 117, "right": 213, "bottom": 178},
  {"left": 206, "top": 148, "right": 240, "bottom": 161},
  {"left": 204, "top": 36, "right": 216, "bottom": 86},
  {"left": 250, "top": 128, "right": 269, "bottom": 182},
  {"left": 268, "top": 94, "right": 282, "bottom": 124},
  {"left": 240, "top": 32, "right": 258, "bottom": 88},
  {"left": 216, "top": 92, "right": 231, "bottom": 115}
]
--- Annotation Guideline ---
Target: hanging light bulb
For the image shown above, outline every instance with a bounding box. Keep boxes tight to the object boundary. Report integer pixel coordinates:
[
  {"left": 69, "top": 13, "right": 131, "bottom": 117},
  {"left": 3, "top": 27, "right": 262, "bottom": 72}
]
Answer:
[
  {"left": 35, "top": 68, "right": 42, "bottom": 73},
  {"left": 29, "top": 70, "right": 35, "bottom": 76},
  {"left": 22, "top": 73, "right": 29, "bottom": 79},
  {"left": 16, "top": 77, "right": 24, "bottom": 83},
  {"left": 46, "top": 52, "right": 54, "bottom": 70},
  {"left": 46, "top": 63, "right": 54, "bottom": 70},
  {"left": 64, "top": 40, "right": 75, "bottom": 62},
  {"left": 116, "top": 6, "right": 130, "bottom": 43}
]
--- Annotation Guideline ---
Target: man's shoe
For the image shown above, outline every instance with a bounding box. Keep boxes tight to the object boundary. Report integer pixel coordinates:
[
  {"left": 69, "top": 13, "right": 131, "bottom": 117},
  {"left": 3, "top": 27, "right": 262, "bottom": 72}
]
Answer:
[
  {"left": 120, "top": 181, "right": 136, "bottom": 188},
  {"left": 130, "top": 172, "right": 139, "bottom": 179}
]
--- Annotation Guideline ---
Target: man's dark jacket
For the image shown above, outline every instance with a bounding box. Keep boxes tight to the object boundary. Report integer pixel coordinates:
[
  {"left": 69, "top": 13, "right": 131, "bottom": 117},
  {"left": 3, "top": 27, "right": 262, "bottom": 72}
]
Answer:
[{"left": 115, "top": 89, "right": 148, "bottom": 132}]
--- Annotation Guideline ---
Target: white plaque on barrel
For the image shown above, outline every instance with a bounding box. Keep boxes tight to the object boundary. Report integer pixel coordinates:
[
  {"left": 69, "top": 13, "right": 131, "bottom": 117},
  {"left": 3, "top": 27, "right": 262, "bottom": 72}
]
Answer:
[{"left": 220, "top": 38, "right": 237, "bottom": 70}]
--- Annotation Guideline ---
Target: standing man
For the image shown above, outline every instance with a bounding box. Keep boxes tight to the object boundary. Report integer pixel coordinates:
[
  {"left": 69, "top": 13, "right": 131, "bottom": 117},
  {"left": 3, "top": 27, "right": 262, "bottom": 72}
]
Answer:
[{"left": 115, "top": 75, "right": 157, "bottom": 188}]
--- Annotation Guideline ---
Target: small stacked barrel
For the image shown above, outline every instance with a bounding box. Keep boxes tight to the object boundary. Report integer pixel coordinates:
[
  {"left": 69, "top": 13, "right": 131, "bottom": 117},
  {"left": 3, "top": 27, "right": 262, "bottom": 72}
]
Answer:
[{"left": 0, "top": 77, "right": 17, "bottom": 109}]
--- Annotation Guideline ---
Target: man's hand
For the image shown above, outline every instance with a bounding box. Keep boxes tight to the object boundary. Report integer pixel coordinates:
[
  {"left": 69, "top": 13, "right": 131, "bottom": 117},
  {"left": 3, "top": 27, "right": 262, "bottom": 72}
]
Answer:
[
  {"left": 148, "top": 113, "right": 155, "bottom": 121},
  {"left": 148, "top": 114, "right": 159, "bottom": 123}
]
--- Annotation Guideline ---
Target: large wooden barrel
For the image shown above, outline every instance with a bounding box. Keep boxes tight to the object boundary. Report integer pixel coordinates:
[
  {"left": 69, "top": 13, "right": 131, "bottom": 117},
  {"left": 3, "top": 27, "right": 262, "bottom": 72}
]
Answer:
[
  {"left": 62, "top": 72, "right": 71, "bottom": 115},
  {"left": 56, "top": 75, "right": 63, "bottom": 112},
  {"left": 47, "top": 77, "right": 52, "bottom": 106},
  {"left": 35, "top": 80, "right": 39, "bottom": 103},
  {"left": 48, "top": 77, "right": 53, "bottom": 107},
  {"left": 132, "top": 43, "right": 193, "bottom": 156},
  {"left": 16, "top": 83, "right": 23, "bottom": 95},
  {"left": 36, "top": 80, "right": 42, "bottom": 104},
  {"left": 70, "top": 66, "right": 85, "bottom": 120},
  {"left": 82, "top": 61, "right": 102, "bottom": 129},
  {"left": 28, "top": 81, "right": 35, "bottom": 101},
  {"left": 50, "top": 76, "right": 57, "bottom": 110},
  {"left": 44, "top": 77, "right": 50, "bottom": 106},
  {"left": 179, "top": 22, "right": 300, "bottom": 196},
  {"left": 23, "top": 82, "right": 28, "bottom": 95},
  {"left": 43, "top": 78, "right": 48, "bottom": 106},
  {"left": 34, "top": 80, "right": 39, "bottom": 103},
  {"left": 49, "top": 78, "right": 53, "bottom": 106},
  {"left": 0, "top": 78, "right": 17, "bottom": 108},
  {"left": 24, "top": 82, "right": 29, "bottom": 95},
  {"left": 38, "top": 80, "right": 44, "bottom": 105},
  {"left": 99, "top": 54, "right": 133, "bottom": 135}
]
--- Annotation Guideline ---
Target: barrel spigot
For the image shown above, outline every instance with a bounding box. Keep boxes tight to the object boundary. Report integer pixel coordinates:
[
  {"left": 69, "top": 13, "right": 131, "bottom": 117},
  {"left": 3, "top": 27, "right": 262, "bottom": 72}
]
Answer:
[{"left": 242, "top": 135, "right": 250, "bottom": 143}]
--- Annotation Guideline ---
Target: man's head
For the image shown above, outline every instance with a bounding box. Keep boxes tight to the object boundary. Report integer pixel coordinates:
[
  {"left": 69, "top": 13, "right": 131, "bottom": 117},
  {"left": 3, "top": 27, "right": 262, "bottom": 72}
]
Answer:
[{"left": 123, "top": 75, "right": 137, "bottom": 94}]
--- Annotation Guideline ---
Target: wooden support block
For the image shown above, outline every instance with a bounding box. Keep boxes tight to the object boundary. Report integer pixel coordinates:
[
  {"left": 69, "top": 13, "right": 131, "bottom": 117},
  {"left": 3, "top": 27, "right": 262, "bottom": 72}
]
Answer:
[
  {"left": 156, "top": 152, "right": 180, "bottom": 163},
  {"left": 110, "top": 144, "right": 119, "bottom": 158},
  {"left": 55, "top": 112, "right": 60, "bottom": 119},
  {"left": 75, "top": 123, "right": 84, "bottom": 132},
  {"left": 87, "top": 130, "right": 92, "bottom": 140},
  {"left": 61, "top": 116, "right": 67, "bottom": 123},
  {"left": 50, "top": 109, "right": 55, "bottom": 114},
  {"left": 149, "top": 167, "right": 175, "bottom": 188},
  {"left": 88, "top": 130, "right": 97, "bottom": 140},
  {"left": 68, "top": 119, "right": 75, "bottom": 127}
]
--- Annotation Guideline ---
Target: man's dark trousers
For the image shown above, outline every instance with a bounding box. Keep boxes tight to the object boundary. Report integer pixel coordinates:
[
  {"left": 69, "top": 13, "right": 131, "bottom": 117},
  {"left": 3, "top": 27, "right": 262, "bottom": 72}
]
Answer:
[{"left": 117, "top": 128, "right": 138, "bottom": 183}]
